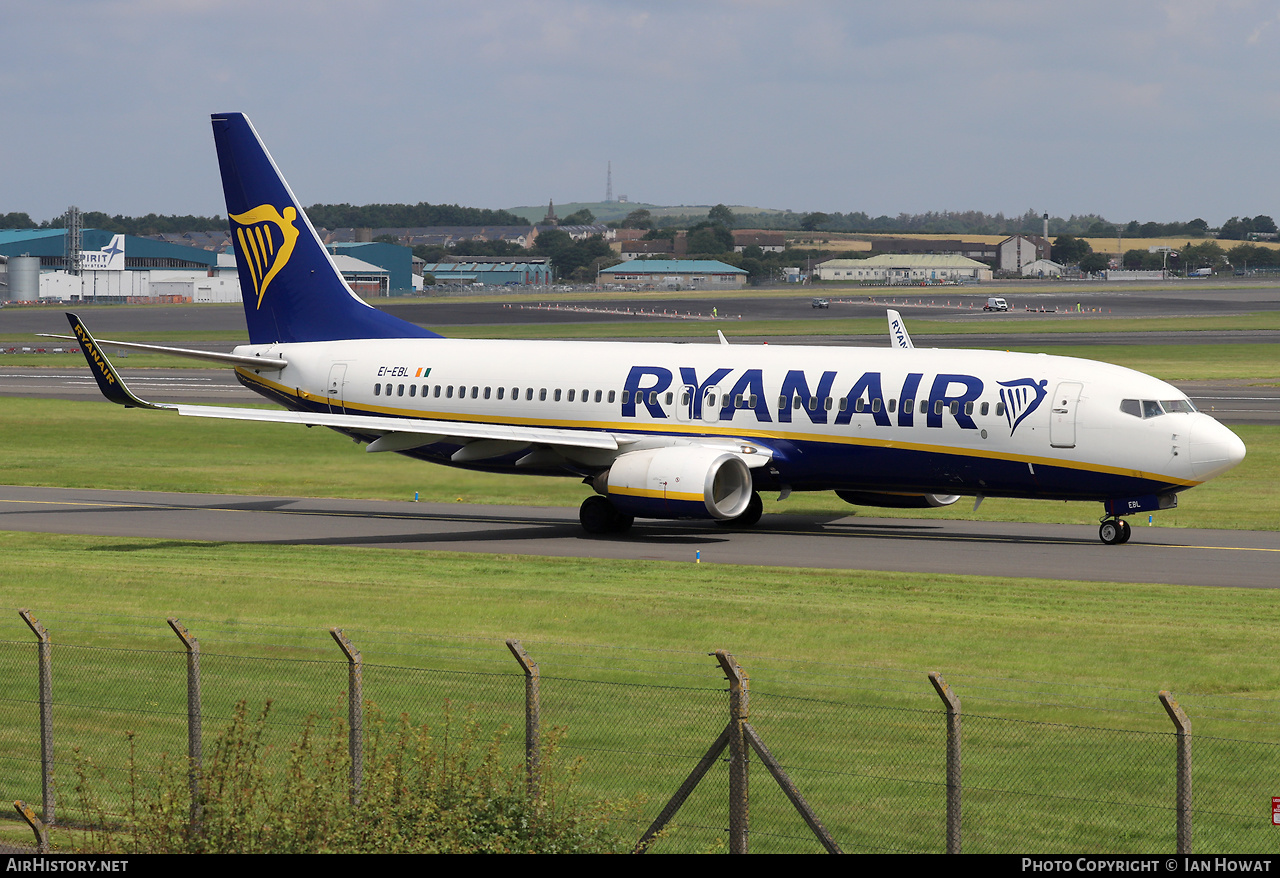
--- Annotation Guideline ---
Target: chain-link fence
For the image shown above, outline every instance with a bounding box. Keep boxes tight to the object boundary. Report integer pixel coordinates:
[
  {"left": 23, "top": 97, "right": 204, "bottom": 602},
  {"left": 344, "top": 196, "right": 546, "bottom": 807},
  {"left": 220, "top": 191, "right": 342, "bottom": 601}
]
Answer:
[{"left": 2, "top": 610, "right": 1278, "bottom": 854}]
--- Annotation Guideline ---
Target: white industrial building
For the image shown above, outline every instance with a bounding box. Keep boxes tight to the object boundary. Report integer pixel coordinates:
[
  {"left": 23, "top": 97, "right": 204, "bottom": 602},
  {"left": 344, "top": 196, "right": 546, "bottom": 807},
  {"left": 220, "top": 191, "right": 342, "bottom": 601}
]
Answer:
[{"left": 816, "top": 254, "right": 992, "bottom": 283}]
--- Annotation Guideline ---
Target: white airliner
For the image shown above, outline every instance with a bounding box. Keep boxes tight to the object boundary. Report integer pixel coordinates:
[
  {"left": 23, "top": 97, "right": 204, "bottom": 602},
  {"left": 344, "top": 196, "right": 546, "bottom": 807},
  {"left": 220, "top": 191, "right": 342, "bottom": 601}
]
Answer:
[{"left": 61, "top": 113, "right": 1246, "bottom": 545}]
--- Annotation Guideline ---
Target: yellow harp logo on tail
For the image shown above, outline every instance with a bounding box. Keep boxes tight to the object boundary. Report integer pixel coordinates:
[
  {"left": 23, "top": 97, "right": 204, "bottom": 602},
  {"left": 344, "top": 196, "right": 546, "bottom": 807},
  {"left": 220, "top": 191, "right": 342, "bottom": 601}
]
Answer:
[{"left": 229, "top": 204, "right": 300, "bottom": 309}]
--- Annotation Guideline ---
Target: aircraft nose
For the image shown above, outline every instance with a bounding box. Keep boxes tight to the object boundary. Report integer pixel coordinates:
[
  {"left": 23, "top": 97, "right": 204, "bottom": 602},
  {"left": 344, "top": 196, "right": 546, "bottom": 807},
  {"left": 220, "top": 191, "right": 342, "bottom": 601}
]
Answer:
[{"left": 1188, "top": 416, "right": 1246, "bottom": 480}]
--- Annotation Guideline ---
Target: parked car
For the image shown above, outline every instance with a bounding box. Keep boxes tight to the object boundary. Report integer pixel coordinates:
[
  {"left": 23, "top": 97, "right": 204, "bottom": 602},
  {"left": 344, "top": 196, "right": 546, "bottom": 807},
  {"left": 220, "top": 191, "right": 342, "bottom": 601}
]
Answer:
[
  {"left": 811, "top": 298, "right": 830, "bottom": 309},
  {"left": 983, "top": 297, "right": 1009, "bottom": 312}
]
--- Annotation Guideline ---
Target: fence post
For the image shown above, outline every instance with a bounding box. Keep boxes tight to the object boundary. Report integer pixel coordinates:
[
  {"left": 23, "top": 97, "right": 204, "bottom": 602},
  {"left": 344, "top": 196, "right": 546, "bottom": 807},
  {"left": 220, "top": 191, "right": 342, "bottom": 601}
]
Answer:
[
  {"left": 929, "top": 672, "right": 962, "bottom": 854},
  {"left": 329, "top": 628, "right": 363, "bottom": 807},
  {"left": 1159, "top": 691, "right": 1192, "bottom": 854},
  {"left": 166, "top": 618, "right": 202, "bottom": 830},
  {"left": 13, "top": 801, "right": 48, "bottom": 853},
  {"left": 18, "top": 610, "right": 54, "bottom": 825},
  {"left": 505, "top": 640, "right": 540, "bottom": 799},
  {"left": 715, "top": 650, "right": 749, "bottom": 854}
]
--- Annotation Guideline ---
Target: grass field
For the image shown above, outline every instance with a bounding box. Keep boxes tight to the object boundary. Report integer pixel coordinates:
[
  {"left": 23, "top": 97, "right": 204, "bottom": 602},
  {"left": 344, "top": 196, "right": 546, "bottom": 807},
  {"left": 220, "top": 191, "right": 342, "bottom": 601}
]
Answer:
[{"left": 3, "top": 534, "right": 1279, "bottom": 853}]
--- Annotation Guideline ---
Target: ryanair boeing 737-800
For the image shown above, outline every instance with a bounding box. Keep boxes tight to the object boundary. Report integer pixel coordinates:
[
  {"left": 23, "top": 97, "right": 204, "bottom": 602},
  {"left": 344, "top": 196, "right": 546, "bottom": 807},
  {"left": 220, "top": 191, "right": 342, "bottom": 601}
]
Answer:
[{"left": 62, "top": 113, "right": 1246, "bottom": 544}]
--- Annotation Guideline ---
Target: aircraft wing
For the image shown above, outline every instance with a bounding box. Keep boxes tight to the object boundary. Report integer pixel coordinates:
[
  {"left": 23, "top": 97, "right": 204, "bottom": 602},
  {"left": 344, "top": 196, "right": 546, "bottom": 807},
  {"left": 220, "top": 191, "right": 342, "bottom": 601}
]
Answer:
[
  {"left": 65, "top": 312, "right": 622, "bottom": 453},
  {"left": 170, "top": 403, "right": 622, "bottom": 451}
]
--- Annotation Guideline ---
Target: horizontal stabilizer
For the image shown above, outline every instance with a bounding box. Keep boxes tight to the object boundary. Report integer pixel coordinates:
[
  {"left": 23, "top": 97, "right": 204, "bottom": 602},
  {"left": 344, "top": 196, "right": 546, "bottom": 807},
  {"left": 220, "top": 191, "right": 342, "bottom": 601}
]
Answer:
[{"left": 44, "top": 322, "right": 287, "bottom": 371}]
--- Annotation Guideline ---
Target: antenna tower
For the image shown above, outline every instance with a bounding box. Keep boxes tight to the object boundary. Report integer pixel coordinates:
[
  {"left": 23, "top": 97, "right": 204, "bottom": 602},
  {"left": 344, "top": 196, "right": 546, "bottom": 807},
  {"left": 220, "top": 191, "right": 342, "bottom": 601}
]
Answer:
[
  {"left": 606, "top": 162, "right": 613, "bottom": 203},
  {"left": 64, "top": 206, "right": 82, "bottom": 276}
]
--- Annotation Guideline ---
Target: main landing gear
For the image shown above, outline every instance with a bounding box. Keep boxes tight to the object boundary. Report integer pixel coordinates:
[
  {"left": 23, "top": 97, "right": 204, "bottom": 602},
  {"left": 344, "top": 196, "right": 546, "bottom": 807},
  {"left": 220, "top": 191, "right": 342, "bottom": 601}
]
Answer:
[
  {"left": 579, "top": 496, "right": 634, "bottom": 535},
  {"left": 1098, "top": 517, "right": 1132, "bottom": 545},
  {"left": 578, "top": 491, "right": 765, "bottom": 535}
]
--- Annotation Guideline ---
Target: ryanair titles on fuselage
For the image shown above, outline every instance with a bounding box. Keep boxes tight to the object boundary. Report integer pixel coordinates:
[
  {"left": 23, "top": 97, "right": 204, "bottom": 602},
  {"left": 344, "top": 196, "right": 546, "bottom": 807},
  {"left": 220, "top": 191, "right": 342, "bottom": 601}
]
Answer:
[{"left": 619, "top": 365, "right": 1045, "bottom": 432}]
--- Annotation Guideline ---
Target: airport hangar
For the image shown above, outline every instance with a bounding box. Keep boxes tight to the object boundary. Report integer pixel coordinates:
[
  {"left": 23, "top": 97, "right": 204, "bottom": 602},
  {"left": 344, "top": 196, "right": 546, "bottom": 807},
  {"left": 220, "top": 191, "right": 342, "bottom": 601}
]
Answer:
[{"left": 0, "top": 229, "right": 395, "bottom": 303}]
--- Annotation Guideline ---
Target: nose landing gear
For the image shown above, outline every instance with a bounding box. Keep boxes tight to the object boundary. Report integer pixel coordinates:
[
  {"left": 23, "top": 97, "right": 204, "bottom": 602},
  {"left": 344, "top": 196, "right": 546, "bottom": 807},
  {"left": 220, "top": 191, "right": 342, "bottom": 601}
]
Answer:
[{"left": 1098, "top": 517, "right": 1132, "bottom": 545}]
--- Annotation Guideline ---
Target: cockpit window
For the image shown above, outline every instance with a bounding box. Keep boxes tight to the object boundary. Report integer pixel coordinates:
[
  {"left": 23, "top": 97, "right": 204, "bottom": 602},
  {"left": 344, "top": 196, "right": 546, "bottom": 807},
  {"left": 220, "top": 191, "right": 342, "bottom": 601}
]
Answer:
[{"left": 1121, "top": 398, "right": 1196, "bottom": 419}]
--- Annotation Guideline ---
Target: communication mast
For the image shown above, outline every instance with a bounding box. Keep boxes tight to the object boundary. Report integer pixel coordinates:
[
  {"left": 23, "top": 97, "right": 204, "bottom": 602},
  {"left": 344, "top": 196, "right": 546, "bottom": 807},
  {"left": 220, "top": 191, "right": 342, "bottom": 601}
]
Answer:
[
  {"left": 606, "top": 162, "right": 613, "bottom": 204},
  {"left": 64, "top": 206, "right": 82, "bottom": 276}
]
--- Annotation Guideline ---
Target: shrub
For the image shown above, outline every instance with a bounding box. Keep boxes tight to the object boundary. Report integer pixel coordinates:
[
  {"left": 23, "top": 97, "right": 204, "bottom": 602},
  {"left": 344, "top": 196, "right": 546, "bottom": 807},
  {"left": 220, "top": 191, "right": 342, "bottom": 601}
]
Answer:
[{"left": 60, "top": 700, "right": 642, "bottom": 854}]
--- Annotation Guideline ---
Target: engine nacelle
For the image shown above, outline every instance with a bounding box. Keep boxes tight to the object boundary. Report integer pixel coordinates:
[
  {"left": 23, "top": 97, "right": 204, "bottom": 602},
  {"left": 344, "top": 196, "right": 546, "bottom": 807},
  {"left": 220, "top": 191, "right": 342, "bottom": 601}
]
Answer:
[
  {"left": 598, "top": 447, "right": 753, "bottom": 520},
  {"left": 835, "top": 490, "right": 961, "bottom": 509}
]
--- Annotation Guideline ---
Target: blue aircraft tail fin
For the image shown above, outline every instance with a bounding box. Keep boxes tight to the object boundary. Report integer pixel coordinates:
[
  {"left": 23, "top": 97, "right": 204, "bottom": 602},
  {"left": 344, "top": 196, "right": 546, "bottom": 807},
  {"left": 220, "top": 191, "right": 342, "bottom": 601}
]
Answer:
[{"left": 210, "top": 112, "right": 439, "bottom": 345}]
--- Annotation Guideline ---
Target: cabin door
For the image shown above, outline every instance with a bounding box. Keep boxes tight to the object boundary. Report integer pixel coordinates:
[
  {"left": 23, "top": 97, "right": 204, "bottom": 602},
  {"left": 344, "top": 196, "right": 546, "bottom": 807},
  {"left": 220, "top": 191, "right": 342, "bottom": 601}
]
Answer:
[
  {"left": 327, "top": 364, "right": 348, "bottom": 414},
  {"left": 1049, "top": 381, "right": 1083, "bottom": 448},
  {"left": 675, "top": 385, "right": 697, "bottom": 422}
]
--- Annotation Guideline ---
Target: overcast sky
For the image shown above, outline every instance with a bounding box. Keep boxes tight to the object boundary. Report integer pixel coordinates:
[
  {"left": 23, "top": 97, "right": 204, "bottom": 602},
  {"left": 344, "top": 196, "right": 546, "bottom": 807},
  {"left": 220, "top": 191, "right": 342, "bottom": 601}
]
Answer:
[{"left": 5, "top": 0, "right": 1280, "bottom": 226}]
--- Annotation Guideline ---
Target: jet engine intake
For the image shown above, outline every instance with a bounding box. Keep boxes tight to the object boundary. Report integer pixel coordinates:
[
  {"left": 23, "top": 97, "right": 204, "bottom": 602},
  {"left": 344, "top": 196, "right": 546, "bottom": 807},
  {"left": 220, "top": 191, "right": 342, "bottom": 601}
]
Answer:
[{"left": 597, "top": 447, "right": 753, "bottom": 520}]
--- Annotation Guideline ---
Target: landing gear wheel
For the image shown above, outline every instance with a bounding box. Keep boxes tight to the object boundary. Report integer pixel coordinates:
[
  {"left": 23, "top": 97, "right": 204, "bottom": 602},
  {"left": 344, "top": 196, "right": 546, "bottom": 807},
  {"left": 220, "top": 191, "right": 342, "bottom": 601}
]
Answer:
[
  {"left": 717, "top": 491, "right": 763, "bottom": 528},
  {"left": 579, "top": 496, "right": 632, "bottom": 535},
  {"left": 1099, "top": 518, "right": 1127, "bottom": 545},
  {"left": 1116, "top": 518, "right": 1131, "bottom": 544}
]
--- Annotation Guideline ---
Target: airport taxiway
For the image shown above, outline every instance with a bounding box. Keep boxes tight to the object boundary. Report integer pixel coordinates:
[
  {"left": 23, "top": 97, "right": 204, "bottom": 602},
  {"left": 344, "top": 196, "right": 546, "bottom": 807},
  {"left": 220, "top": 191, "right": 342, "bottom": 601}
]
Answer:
[{"left": 1, "top": 485, "right": 1276, "bottom": 589}]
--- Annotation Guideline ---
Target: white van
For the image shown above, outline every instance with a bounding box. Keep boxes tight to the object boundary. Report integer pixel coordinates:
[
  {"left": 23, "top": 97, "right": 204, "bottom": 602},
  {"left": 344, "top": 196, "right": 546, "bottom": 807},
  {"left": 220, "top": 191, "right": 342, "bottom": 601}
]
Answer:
[{"left": 984, "top": 297, "right": 1009, "bottom": 312}]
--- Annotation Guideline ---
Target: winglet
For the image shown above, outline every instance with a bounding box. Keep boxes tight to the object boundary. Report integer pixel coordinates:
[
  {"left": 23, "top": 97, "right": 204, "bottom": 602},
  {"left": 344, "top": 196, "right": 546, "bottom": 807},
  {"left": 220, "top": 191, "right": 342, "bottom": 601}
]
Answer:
[
  {"left": 65, "top": 313, "right": 171, "bottom": 410},
  {"left": 887, "top": 309, "right": 914, "bottom": 349}
]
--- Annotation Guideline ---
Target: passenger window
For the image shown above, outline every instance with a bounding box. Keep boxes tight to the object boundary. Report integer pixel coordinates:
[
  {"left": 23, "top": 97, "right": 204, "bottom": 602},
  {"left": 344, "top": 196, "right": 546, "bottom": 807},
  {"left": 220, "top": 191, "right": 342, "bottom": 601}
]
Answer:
[
  {"left": 855, "top": 398, "right": 865, "bottom": 412},
  {"left": 920, "top": 400, "right": 928, "bottom": 414},
  {"left": 980, "top": 402, "right": 989, "bottom": 416},
  {"left": 410, "top": 385, "right": 416, "bottom": 397},
  {"left": 568, "top": 389, "right": 576, "bottom": 402},
  {"left": 539, "top": 388, "right": 547, "bottom": 401},
  {"left": 595, "top": 390, "right": 602, "bottom": 403},
  {"left": 554, "top": 389, "right": 562, "bottom": 401},
  {"left": 824, "top": 397, "right": 833, "bottom": 411},
  {"left": 582, "top": 389, "right": 589, "bottom": 402},
  {"left": 749, "top": 395, "right": 757, "bottom": 408},
  {"left": 608, "top": 390, "right": 616, "bottom": 403},
  {"left": 446, "top": 386, "right": 454, "bottom": 399},
  {"left": 497, "top": 387, "right": 504, "bottom": 400},
  {"left": 950, "top": 401, "right": 959, "bottom": 415},
  {"left": 872, "top": 398, "right": 882, "bottom": 413},
  {"left": 935, "top": 400, "right": 943, "bottom": 415},
  {"left": 665, "top": 392, "right": 673, "bottom": 405},
  {"left": 995, "top": 402, "right": 1005, "bottom": 416},
  {"left": 374, "top": 384, "right": 381, "bottom": 396},
  {"left": 902, "top": 398, "right": 912, "bottom": 412},
  {"left": 484, "top": 387, "right": 491, "bottom": 399},
  {"left": 526, "top": 388, "right": 534, "bottom": 401},
  {"left": 649, "top": 391, "right": 658, "bottom": 405},
  {"left": 888, "top": 399, "right": 896, "bottom": 413},
  {"left": 471, "top": 386, "right": 479, "bottom": 399}
]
